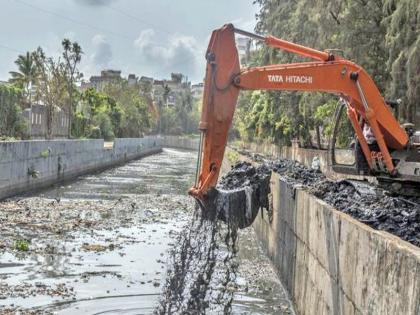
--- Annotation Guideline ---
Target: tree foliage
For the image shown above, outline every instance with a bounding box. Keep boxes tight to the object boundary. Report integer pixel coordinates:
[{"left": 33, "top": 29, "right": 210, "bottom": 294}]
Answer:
[
  {"left": 73, "top": 82, "right": 152, "bottom": 140},
  {"left": 0, "top": 84, "right": 27, "bottom": 138},
  {"left": 62, "top": 38, "right": 83, "bottom": 137},
  {"left": 33, "top": 47, "right": 68, "bottom": 139},
  {"left": 8, "top": 51, "right": 38, "bottom": 104},
  {"left": 4, "top": 37, "right": 198, "bottom": 140},
  {"left": 236, "top": 0, "right": 420, "bottom": 146},
  {"left": 159, "top": 89, "right": 199, "bottom": 135}
]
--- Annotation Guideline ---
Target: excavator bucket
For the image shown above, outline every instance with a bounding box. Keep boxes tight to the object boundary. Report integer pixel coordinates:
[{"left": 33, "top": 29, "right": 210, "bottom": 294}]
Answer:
[
  {"left": 196, "top": 162, "right": 271, "bottom": 229},
  {"left": 195, "top": 188, "right": 255, "bottom": 229},
  {"left": 196, "top": 185, "right": 270, "bottom": 229}
]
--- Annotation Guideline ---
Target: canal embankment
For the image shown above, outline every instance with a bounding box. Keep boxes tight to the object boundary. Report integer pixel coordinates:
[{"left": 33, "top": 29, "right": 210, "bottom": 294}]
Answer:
[{"left": 0, "top": 137, "right": 162, "bottom": 200}]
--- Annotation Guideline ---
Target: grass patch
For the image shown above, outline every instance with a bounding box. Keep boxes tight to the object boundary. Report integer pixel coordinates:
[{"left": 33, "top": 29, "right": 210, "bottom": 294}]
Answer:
[
  {"left": 40, "top": 149, "right": 50, "bottom": 158},
  {"left": 227, "top": 150, "right": 239, "bottom": 164},
  {"left": 14, "top": 239, "right": 29, "bottom": 252}
]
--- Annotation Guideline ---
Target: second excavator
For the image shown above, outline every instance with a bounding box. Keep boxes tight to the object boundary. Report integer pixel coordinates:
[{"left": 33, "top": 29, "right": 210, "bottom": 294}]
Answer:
[{"left": 189, "top": 24, "right": 420, "bottom": 222}]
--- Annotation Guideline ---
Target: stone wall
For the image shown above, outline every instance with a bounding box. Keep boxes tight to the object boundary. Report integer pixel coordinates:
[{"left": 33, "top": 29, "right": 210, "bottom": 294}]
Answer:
[{"left": 0, "top": 137, "right": 162, "bottom": 199}]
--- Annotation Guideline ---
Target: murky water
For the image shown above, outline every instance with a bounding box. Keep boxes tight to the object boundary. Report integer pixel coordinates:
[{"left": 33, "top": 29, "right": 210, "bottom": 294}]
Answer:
[{"left": 0, "top": 148, "right": 294, "bottom": 314}]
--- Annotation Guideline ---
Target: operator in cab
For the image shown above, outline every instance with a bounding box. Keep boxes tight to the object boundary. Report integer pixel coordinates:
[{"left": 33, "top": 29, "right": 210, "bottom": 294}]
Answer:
[{"left": 356, "top": 121, "right": 379, "bottom": 174}]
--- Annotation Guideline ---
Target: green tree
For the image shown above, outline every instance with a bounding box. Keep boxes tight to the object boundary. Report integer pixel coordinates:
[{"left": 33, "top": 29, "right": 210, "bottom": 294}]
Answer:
[
  {"left": 62, "top": 39, "right": 83, "bottom": 138},
  {"left": 75, "top": 82, "right": 152, "bottom": 140},
  {"left": 9, "top": 51, "right": 38, "bottom": 102},
  {"left": 103, "top": 81, "right": 151, "bottom": 137},
  {"left": 235, "top": 0, "right": 419, "bottom": 147},
  {"left": 75, "top": 87, "right": 120, "bottom": 140},
  {"left": 0, "top": 84, "right": 27, "bottom": 138},
  {"left": 383, "top": 0, "right": 420, "bottom": 123},
  {"left": 33, "top": 47, "right": 68, "bottom": 139}
]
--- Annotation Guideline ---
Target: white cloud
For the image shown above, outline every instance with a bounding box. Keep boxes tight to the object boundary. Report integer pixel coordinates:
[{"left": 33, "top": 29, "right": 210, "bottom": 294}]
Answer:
[
  {"left": 133, "top": 29, "right": 204, "bottom": 80},
  {"left": 78, "top": 34, "right": 113, "bottom": 78},
  {"left": 91, "top": 34, "right": 112, "bottom": 67}
]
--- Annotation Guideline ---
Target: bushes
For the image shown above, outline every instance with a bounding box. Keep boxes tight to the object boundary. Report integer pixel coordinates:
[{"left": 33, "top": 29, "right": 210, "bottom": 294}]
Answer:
[
  {"left": 92, "top": 112, "right": 114, "bottom": 140},
  {"left": 74, "top": 85, "right": 151, "bottom": 140},
  {"left": 0, "top": 84, "right": 27, "bottom": 139},
  {"left": 88, "top": 126, "right": 101, "bottom": 139}
]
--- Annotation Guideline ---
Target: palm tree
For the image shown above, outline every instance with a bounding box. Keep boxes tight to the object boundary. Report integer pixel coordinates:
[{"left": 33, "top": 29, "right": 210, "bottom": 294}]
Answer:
[
  {"left": 9, "top": 51, "right": 38, "bottom": 137},
  {"left": 9, "top": 51, "right": 38, "bottom": 102}
]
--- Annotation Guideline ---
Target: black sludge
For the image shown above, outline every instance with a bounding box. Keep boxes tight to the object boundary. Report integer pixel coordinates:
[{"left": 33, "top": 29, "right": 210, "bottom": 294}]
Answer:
[
  {"left": 240, "top": 148, "right": 419, "bottom": 247},
  {"left": 156, "top": 162, "right": 271, "bottom": 314},
  {"left": 312, "top": 180, "right": 420, "bottom": 246},
  {"left": 202, "top": 162, "right": 271, "bottom": 229}
]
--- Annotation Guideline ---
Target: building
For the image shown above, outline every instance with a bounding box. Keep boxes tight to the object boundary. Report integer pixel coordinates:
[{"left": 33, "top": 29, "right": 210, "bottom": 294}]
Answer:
[
  {"left": 80, "top": 81, "right": 93, "bottom": 91},
  {"left": 151, "top": 73, "right": 191, "bottom": 108},
  {"left": 139, "top": 76, "right": 153, "bottom": 83},
  {"left": 88, "top": 70, "right": 122, "bottom": 91},
  {"left": 128, "top": 74, "right": 138, "bottom": 87},
  {"left": 236, "top": 37, "right": 251, "bottom": 64},
  {"left": 152, "top": 80, "right": 165, "bottom": 107},
  {"left": 191, "top": 82, "right": 204, "bottom": 99}
]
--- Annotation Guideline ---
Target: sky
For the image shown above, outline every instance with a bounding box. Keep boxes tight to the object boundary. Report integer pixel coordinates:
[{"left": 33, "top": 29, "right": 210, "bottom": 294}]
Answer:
[{"left": 0, "top": 0, "right": 259, "bottom": 83}]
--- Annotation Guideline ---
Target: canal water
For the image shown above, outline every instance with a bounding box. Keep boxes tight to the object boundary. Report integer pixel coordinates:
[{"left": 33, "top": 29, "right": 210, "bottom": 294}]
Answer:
[{"left": 0, "top": 148, "right": 294, "bottom": 314}]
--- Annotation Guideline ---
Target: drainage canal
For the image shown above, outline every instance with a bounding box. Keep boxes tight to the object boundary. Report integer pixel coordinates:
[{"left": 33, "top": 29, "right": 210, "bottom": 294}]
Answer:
[{"left": 0, "top": 148, "right": 294, "bottom": 314}]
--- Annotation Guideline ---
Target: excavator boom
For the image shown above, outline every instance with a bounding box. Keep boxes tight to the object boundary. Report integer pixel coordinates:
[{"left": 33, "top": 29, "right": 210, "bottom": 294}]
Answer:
[{"left": 190, "top": 24, "right": 416, "bottom": 200}]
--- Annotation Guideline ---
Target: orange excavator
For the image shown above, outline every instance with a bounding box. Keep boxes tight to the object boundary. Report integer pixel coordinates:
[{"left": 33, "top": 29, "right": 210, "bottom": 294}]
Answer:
[{"left": 189, "top": 24, "right": 420, "bottom": 203}]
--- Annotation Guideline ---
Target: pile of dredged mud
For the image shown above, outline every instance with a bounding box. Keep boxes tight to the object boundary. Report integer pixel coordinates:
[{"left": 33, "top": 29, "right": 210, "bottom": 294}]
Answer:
[
  {"left": 156, "top": 162, "right": 271, "bottom": 314},
  {"left": 312, "top": 180, "right": 420, "bottom": 246},
  {"left": 241, "top": 152, "right": 419, "bottom": 247}
]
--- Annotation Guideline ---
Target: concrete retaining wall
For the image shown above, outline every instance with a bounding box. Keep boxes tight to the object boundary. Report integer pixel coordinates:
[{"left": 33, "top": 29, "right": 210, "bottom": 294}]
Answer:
[
  {"left": 253, "top": 174, "right": 420, "bottom": 315},
  {"left": 222, "top": 148, "right": 419, "bottom": 315},
  {"left": 160, "top": 135, "right": 199, "bottom": 151},
  {"left": 0, "top": 137, "right": 162, "bottom": 199}
]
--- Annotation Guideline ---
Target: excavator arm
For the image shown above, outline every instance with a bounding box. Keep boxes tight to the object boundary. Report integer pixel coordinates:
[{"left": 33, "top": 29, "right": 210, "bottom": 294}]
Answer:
[{"left": 189, "top": 24, "right": 409, "bottom": 200}]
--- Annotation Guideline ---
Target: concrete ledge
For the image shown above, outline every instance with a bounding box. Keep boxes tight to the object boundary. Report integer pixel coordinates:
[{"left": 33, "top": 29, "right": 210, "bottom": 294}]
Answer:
[
  {"left": 253, "top": 173, "right": 420, "bottom": 315},
  {"left": 0, "top": 137, "right": 162, "bottom": 199}
]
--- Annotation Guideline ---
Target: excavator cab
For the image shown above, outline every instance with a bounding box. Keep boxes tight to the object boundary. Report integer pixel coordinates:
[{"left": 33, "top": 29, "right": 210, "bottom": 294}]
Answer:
[
  {"left": 330, "top": 100, "right": 361, "bottom": 176},
  {"left": 330, "top": 98, "right": 420, "bottom": 195}
]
